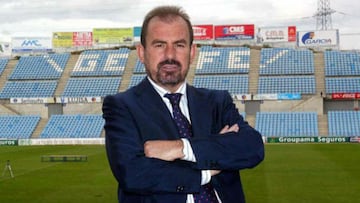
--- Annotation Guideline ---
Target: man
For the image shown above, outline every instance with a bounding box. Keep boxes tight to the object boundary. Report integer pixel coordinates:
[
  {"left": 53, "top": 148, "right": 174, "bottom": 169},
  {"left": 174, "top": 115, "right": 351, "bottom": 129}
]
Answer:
[{"left": 103, "top": 5, "right": 264, "bottom": 203}]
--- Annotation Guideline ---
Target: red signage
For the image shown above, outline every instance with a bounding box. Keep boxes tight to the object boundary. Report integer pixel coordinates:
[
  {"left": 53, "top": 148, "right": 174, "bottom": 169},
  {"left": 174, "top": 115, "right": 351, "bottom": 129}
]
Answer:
[
  {"left": 288, "top": 26, "right": 296, "bottom": 42},
  {"left": 193, "top": 25, "right": 213, "bottom": 40},
  {"left": 73, "top": 32, "right": 93, "bottom": 47},
  {"left": 332, "top": 93, "right": 360, "bottom": 99},
  {"left": 214, "top": 24, "right": 254, "bottom": 40}
]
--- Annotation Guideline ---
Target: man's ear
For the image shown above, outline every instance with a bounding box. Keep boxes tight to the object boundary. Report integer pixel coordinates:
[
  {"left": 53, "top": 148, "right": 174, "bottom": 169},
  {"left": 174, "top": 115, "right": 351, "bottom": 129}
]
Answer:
[{"left": 136, "top": 43, "right": 145, "bottom": 63}]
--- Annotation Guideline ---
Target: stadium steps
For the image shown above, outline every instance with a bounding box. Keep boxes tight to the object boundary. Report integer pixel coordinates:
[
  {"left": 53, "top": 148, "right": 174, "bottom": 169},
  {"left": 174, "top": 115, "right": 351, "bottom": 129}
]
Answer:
[
  {"left": 0, "top": 59, "right": 17, "bottom": 94},
  {"left": 32, "top": 118, "right": 48, "bottom": 138},
  {"left": 318, "top": 114, "right": 328, "bottom": 136},
  {"left": 0, "top": 59, "right": 22, "bottom": 114},
  {"left": 54, "top": 54, "right": 79, "bottom": 97},
  {"left": 314, "top": 52, "right": 326, "bottom": 96},
  {"left": 248, "top": 49, "right": 260, "bottom": 94},
  {"left": 245, "top": 114, "right": 256, "bottom": 128},
  {"left": 119, "top": 50, "right": 137, "bottom": 92},
  {"left": 186, "top": 48, "right": 200, "bottom": 85}
]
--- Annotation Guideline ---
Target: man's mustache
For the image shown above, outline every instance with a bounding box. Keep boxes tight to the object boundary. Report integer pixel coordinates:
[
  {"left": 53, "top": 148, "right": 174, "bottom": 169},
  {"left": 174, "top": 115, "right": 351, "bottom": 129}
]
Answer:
[{"left": 158, "top": 59, "right": 181, "bottom": 67}]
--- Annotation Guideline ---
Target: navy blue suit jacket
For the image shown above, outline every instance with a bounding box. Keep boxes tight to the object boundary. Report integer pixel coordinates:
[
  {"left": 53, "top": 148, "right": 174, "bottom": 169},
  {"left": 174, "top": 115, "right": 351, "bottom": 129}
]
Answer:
[{"left": 102, "top": 78, "right": 264, "bottom": 203}]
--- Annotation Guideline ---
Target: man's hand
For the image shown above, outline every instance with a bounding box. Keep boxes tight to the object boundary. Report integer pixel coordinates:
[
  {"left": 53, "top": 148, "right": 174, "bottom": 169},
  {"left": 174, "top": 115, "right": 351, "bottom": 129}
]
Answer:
[
  {"left": 219, "top": 123, "right": 239, "bottom": 134},
  {"left": 144, "top": 140, "right": 184, "bottom": 161}
]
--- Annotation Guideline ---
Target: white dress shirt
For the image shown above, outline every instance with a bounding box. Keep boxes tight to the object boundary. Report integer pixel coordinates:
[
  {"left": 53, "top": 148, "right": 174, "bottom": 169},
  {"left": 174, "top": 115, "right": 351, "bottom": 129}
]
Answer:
[{"left": 147, "top": 77, "right": 217, "bottom": 203}]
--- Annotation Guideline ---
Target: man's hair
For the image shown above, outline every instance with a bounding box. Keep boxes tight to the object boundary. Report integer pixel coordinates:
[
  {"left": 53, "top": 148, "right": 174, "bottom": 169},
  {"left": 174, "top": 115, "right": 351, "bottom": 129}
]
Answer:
[{"left": 140, "top": 5, "right": 194, "bottom": 47}]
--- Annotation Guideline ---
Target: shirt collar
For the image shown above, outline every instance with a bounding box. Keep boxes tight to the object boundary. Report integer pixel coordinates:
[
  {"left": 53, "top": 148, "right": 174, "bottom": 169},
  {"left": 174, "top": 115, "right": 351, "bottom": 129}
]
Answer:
[{"left": 147, "top": 76, "right": 187, "bottom": 97}]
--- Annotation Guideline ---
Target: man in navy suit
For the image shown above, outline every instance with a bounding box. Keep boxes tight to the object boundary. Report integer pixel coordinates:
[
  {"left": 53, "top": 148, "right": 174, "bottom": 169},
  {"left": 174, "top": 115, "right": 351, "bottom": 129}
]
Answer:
[{"left": 102, "top": 5, "right": 264, "bottom": 203}]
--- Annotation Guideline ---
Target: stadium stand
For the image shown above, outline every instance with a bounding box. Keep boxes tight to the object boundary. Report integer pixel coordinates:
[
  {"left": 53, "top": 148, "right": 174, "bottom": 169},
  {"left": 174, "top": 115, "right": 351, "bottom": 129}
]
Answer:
[
  {"left": 328, "top": 111, "right": 360, "bottom": 136},
  {"left": 193, "top": 75, "right": 249, "bottom": 94},
  {"left": 255, "top": 112, "right": 319, "bottom": 137},
  {"left": 40, "top": 114, "right": 104, "bottom": 138},
  {"left": 9, "top": 53, "right": 70, "bottom": 79},
  {"left": 0, "top": 58, "right": 8, "bottom": 75},
  {"left": 259, "top": 48, "right": 314, "bottom": 75},
  {"left": 196, "top": 46, "right": 250, "bottom": 74},
  {"left": 324, "top": 51, "right": 360, "bottom": 76},
  {"left": 0, "top": 115, "right": 40, "bottom": 139},
  {"left": 61, "top": 77, "right": 121, "bottom": 97},
  {"left": 71, "top": 48, "right": 130, "bottom": 76},
  {"left": 257, "top": 75, "right": 316, "bottom": 94},
  {"left": 1, "top": 44, "right": 360, "bottom": 140},
  {"left": 0, "top": 80, "right": 58, "bottom": 98}
]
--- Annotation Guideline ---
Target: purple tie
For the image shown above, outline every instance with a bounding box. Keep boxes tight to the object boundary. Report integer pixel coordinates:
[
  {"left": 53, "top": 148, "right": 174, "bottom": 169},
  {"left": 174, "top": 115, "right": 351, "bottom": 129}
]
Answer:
[{"left": 164, "top": 93, "right": 219, "bottom": 203}]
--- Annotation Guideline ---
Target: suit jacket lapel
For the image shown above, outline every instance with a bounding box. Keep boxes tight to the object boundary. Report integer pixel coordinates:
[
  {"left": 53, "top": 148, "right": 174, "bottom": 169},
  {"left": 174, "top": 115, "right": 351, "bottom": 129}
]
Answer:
[
  {"left": 187, "top": 85, "right": 212, "bottom": 138},
  {"left": 134, "top": 78, "right": 180, "bottom": 140}
]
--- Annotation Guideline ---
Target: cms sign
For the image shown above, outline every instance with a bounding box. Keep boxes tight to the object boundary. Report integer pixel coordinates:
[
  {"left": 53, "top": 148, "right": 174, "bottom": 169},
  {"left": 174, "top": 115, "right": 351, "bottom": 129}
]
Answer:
[{"left": 21, "top": 40, "right": 41, "bottom": 47}]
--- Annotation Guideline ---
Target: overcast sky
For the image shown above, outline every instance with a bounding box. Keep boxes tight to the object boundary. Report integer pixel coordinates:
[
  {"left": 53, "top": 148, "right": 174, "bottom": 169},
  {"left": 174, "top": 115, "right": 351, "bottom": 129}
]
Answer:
[{"left": 0, "top": 0, "right": 359, "bottom": 49}]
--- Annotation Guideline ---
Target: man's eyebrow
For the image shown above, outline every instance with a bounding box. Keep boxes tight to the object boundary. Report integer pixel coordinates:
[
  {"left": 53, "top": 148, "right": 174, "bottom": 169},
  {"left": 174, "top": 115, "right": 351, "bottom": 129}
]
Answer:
[{"left": 150, "top": 39, "right": 188, "bottom": 45}]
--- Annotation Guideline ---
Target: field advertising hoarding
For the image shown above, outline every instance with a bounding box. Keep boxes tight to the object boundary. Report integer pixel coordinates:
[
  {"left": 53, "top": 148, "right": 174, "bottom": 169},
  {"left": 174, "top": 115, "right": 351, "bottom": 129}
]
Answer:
[
  {"left": 193, "top": 25, "right": 213, "bottom": 40},
  {"left": 12, "top": 37, "right": 52, "bottom": 53},
  {"left": 214, "top": 24, "right": 254, "bottom": 40},
  {"left": 256, "top": 26, "right": 296, "bottom": 43},
  {"left": 297, "top": 30, "right": 339, "bottom": 47},
  {"left": 93, "top": 28, "right": 133, "bottom": 44}
]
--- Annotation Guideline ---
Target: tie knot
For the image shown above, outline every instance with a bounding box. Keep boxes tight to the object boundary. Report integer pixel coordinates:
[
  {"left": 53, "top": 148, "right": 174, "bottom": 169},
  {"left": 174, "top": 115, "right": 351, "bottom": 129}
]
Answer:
[{"left": 164, "top": 93, "right": 182, "bottom": 106}]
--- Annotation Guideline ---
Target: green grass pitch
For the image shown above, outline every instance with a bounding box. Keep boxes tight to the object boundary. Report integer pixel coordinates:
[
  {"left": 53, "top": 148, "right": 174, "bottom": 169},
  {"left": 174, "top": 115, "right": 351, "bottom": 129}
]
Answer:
[{"left": 0, "top": 144, "right": 359, "bottom": 203}]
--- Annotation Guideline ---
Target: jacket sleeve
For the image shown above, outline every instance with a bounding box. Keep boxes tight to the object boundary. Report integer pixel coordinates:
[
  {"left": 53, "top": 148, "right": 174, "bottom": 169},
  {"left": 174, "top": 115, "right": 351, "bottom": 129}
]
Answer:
[
  {"left": 189, "top": 91, "right": 265, "bottom": 170},
  {"left": 102, "top": 94, "right": 201, "bottom": 194}
]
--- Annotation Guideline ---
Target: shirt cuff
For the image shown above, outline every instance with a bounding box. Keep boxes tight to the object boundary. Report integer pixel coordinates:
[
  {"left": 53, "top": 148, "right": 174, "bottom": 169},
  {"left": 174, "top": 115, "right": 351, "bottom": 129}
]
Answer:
[
  {"left": 201, "top": 170, "right": 211, "bottom": 185},
  {"left": 180, "top": 138, "right": 196, "bottom": 162}
]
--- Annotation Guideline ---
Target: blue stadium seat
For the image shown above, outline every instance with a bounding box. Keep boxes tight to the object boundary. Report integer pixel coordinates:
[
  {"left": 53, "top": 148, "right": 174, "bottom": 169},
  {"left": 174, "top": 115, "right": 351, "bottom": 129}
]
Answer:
[
  {"left": 72, "top": 48, "right": 130, "bottom": 76},
  {"left": 196, "top": 46, "right": 250, "bottom": 74},
  {"left": 328, "top": 111, "right": 360, "bottom": 136},
  {"left": 0, "top": 81, "right": 58, "bottom": 98},
  {"left": 61, "top": 77, "right": 121, "bottom": 97},
  {"left": 255, "top": 112, "right": 318, "bottom": 137},
  {"left": 193, "top": 75, "right": 249, "bottom": 94},
  {"left": 0, "top": 115, "right": 40, "bottom": 139},
  {"left": 40, "top": 114, "right": 104, "bottom": 138},
  {"left": 9, "top": 53, "right": 70, "bottom": 79},
  {"left": 259, "top": 48, "right": 314, "bottom": 75},
  {"left": 258, "top": 75, "right": 316, "bottom": 94},
  {"left": 0, "top": 58, "right": 8, "bottom": 76},
  {"left": 128, "top": 74, "right": 146, "bottom": 88},
  {"left": 133, "top": 59, "right": 146, "bottom": 73},
  {"left": 325, "top": 77, "right": 360, "bottom": 93},
  {"left": 324, "top": 51, "right": 360, "bottom": 76}
]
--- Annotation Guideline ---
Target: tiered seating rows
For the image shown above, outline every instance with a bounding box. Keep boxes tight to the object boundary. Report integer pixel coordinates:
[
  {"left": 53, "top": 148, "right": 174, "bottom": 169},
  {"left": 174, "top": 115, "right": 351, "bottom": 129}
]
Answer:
[
  {"left": 40, "top": 114, "right": 104, "bottom": 138},
  {"left": 0, "top": 58, "right": 8, "bottom": 75},
  {"left": 9, "top": 53, "right": 70, "bottom": 79},
  {"left": 72, "top": 48, "right": 130, "bottom": 76},
  {"left": 324, "top": 51, "right": 360, "bottom": 76},
  {"left": 255, "top": 112, "right": 319, "bottom": 137},
  {"left": 258, "top": 76, "right": 316, "bottom": 94},
  {"left": 0, "top": 80, "right": 58, "bottom": 98},
  {"left": 328, "top": 111, "right": 360, "bottom": 136},
  {"left": 62, "top": 77, "right": 121, "bottom": 97},
  {"left": 259, "top": 48, "right": 314, "bottom": 75},
  {"left": 196, "top": 46, "right": 250, "bottom": 74},
  {"left": 325, "top": 77, "right": 360, "bottom": 93},
  {"left": 193, "top": 75, "right": 248, "bottom": 94},
  {"left": 0, "top": 115, "right": 40, "bottom": 139}
]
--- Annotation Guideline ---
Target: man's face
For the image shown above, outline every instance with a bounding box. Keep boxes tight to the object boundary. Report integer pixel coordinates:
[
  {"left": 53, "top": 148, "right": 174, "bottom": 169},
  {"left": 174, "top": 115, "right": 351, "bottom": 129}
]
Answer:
[{"left": 137, "top": 16, "right": 196, "bottom": 92}]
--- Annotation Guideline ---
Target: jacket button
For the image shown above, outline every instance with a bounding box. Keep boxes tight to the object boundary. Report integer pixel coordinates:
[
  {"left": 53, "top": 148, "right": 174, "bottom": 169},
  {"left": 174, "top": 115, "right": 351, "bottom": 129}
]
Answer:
[{"left": 176, "top": 186, "right": 184, "bottom": 192}]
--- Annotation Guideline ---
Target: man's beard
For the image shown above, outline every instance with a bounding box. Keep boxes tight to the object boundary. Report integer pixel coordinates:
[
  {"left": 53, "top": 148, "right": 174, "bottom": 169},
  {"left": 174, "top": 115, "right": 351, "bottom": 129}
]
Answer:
[{"left": 156, "top": 59, "right": 186, "bottom": 86}]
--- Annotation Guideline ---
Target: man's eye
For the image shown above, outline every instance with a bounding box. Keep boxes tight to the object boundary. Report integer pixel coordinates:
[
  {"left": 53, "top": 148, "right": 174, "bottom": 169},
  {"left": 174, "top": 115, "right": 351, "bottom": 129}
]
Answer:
[
  {"left": 154, "top": 43, "right": 164, "bottom": 48},
  {"left": 176, "top": 43, "right": 185, "bottom": 48}
]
